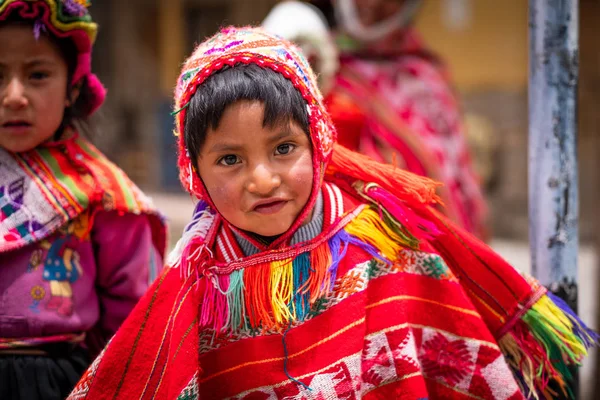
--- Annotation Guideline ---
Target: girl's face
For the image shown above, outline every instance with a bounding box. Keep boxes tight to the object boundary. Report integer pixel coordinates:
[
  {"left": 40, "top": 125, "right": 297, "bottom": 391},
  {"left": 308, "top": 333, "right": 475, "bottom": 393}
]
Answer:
[
  {"left": 0, "top": 25, "right": 72, "bottom": 152},
  {"left": 197, "top": 100, "right": 314, "bottom": 237}
]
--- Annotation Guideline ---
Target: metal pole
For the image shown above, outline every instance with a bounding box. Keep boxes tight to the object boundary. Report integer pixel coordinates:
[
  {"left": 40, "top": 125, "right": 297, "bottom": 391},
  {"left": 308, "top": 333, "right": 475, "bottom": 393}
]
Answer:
[{"left": 529, "top": 0, "right": 579, "bottom": 396}]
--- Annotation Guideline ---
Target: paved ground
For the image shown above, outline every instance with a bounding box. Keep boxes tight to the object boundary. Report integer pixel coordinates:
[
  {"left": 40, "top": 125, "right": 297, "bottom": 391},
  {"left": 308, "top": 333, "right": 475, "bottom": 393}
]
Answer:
[{"left": 150, "top": 192, "right": 599, "bottom": 398}]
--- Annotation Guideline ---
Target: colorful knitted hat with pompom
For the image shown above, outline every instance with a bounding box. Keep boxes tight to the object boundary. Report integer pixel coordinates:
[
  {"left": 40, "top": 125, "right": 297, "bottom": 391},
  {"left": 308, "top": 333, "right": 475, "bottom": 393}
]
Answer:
[{"left": 0, "top": 0, "right": 105, "bottom": 116}]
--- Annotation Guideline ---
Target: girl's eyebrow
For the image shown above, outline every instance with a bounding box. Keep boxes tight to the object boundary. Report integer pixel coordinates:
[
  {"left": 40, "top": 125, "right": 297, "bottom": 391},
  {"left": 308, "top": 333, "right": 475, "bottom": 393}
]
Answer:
[
  {"left": 267, "top": 127, "right": 301, "bottom": 143},
  {"left": 207, "top": 126, "right": 302, "bottom": 153},
  {"left": 0, "top": 58, "right": 57, "bottom": 69},
  {"left": 208, "top": 142, "right": 244, "bottom": 154},
  {"left": 24, "top": 58, "right": 57, "bottom": 68}
]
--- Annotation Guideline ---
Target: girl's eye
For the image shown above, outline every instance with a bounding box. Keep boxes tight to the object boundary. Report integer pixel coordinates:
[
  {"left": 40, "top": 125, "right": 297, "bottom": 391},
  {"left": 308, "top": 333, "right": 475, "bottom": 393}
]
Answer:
[
  {"left": 276, "top": 143, "right": 295, "bottom": 155},
  {"left": 30, "top": 71, "right": 49, "bottom": 81},
  {"left": 218, "top": 155, "right": 240, "bottom": 166}
]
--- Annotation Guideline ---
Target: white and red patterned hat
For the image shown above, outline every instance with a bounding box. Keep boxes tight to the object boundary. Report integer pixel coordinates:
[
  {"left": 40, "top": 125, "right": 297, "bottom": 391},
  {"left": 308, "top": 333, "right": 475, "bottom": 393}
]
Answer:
[{"left": 174, "top": 26, "right": 338, "bottom": 243}]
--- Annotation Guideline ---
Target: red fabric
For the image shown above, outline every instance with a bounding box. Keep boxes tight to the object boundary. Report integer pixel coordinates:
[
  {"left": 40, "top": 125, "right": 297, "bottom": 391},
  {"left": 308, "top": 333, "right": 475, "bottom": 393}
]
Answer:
[
  {"left": 70, "top": 188, "right": 532, "bottom": 400},
  {"left": 69, "top": 269, "right": 203, "bottom": 400},
  {"left": 416, "top": 206, "right": 533, "bottom": 335}
]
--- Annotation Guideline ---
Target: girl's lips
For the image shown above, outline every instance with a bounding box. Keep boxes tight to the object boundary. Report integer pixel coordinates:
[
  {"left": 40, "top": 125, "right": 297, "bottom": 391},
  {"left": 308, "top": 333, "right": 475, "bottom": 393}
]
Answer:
[
  {"left": 252, "top": 200, "right": 288, "bottom": 215},
  {"left": 2, "top": 121, "right": 32, "bottom": 134}
]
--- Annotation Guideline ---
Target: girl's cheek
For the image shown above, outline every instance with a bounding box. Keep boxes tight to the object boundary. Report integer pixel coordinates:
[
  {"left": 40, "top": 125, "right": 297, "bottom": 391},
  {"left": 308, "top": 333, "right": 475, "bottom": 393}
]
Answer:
[
  {"left": 208, "top": 183, "right": 226, "bottom": 201},
  {"left": 208, "top": 181, "right": 237, "bottom": 208},
  {"left": 289, "top": 152, "right": 314, "bottom": 184}
]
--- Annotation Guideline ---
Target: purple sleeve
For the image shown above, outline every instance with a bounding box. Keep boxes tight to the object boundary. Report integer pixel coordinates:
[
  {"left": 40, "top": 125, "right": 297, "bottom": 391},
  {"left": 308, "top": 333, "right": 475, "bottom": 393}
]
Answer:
[{"left": 91, "top": 210, "right": 163, "bottom": 339}]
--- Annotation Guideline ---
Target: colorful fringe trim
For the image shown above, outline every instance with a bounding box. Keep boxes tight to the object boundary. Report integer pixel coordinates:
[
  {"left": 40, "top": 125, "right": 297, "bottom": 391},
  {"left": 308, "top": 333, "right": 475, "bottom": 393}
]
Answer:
[
  {"left": 170, "top": 182, "right": 599, "bottom": 398},
  {"left": 354, "top": 182, "right": 441, "bottom": 242},
  {"left": 189, "top": 205, "right": 417, "bottom": 334},
  {"left": 499, "top": 292, "right": 599, "bottom": 399},
  {"left": 167, "top": 201, "right": 215, "bottom": 273}
]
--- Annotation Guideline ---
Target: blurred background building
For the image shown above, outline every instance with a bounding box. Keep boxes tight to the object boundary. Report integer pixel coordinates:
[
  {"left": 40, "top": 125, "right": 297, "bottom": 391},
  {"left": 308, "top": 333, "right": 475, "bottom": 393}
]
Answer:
[{"left": 86, "top": 0, "right": 599, "bottom": 393}]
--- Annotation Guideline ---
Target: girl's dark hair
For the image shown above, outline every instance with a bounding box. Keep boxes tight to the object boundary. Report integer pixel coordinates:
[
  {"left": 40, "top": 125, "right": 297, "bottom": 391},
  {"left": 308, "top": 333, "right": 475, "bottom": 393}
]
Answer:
[
  {"left": 184, "top": 63, "right": 310, "bottom": 171},
  {"left": 54, "top": 37, "right": 94, "bottom": 138}
]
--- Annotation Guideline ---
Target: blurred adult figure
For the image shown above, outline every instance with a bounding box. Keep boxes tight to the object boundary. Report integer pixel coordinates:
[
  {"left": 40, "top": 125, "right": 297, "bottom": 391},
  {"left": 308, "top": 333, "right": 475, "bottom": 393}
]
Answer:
[
  {"left": 262, "top": 1, "right": 339, "bottom": 95},
  {"left": 324, "top": 0, "right": 488, "bottom": 239}
]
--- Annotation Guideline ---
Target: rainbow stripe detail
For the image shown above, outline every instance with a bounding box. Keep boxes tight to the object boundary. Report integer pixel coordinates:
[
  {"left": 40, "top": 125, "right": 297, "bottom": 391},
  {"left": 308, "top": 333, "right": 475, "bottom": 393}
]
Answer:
[{"left": 0, "top": 135, "right": 165, "bottom": 255}]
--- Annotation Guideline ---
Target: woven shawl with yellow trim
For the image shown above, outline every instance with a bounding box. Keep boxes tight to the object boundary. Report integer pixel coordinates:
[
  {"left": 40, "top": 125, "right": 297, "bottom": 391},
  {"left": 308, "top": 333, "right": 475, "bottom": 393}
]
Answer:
[
  {"left": 68, "top": 26, "right": 597, "bottom": 400},
  {"left": 0, "top": 134, "right": 167, "bottom": 261}
]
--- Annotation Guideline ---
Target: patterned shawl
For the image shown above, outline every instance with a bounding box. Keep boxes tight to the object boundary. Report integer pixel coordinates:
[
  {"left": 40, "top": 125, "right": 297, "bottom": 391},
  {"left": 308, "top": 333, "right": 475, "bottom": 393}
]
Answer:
[{"left": 0, "top": 133, "right": 167, "bottom": 263}]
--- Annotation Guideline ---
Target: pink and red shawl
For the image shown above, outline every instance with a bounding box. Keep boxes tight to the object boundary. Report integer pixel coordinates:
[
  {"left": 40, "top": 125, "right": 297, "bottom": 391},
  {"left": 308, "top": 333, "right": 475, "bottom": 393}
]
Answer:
[{"left": 326, "top": 29, "right": 488, "bottom": 239}]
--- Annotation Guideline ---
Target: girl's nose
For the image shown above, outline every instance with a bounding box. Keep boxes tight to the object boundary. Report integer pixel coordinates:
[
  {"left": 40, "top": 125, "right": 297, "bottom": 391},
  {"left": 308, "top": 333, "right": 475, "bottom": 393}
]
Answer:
[
  {"left": 2, "top": 78, "right": 28, "bottom": 109},
  {"left": 246, "top": 163, "right": 282, "bottom": 195}
]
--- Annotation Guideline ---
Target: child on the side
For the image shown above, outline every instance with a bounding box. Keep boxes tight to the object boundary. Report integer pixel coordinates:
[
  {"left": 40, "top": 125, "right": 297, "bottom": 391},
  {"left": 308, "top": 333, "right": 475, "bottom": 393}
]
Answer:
[
  {"left": 69, "top": 26, "right": 596, "bottom": 400},
  {"left": 0, "top": 1, "right": 167, "bottom": 399}
]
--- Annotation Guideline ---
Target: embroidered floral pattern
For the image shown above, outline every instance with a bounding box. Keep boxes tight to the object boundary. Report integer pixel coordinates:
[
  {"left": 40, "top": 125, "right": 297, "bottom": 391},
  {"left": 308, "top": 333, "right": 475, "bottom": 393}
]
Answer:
[
  {"left": 28, "top": 212, "right": 90, "bottom": 317},
  {"left": 227, "top": 326, "right": 517, "bottom": 399},
  {"left": 420, "top": 332, "right": 472, "bottom": 386}
]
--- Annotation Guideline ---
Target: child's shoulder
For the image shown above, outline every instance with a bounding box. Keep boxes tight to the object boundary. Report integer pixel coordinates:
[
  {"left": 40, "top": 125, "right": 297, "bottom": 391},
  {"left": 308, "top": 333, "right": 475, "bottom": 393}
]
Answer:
[{"left": 69, "top": 136, "right": 156, "bottom": 215}]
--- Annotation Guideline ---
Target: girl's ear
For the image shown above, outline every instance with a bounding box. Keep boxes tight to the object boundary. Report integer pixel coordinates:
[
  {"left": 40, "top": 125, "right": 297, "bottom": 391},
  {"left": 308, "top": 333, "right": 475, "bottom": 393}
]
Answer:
[{"left": 65, "top": 80, "right": 83, "bottom": 107}]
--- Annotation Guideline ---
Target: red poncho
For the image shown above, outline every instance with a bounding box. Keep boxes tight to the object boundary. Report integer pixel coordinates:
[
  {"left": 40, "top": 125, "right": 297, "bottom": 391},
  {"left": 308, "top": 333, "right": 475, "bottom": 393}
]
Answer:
[{"left": 68, "top": 26, "right": 596, "bottom": 400}]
